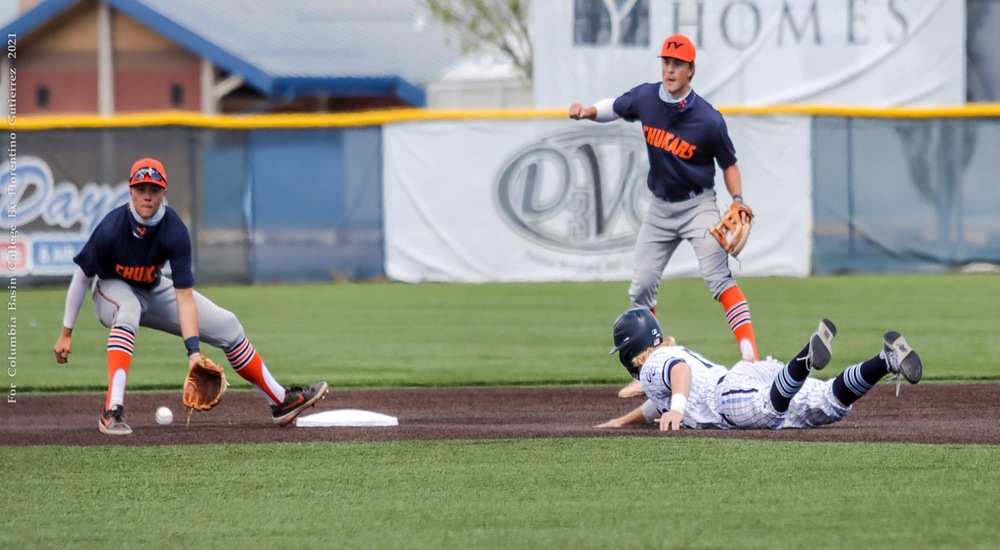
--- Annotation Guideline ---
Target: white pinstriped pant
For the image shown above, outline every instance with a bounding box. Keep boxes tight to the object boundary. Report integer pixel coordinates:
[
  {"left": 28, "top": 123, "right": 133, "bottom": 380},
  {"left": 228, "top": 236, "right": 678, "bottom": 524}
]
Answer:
[{"left": 713, "top": 359, "right": 851, "bottom": 430}]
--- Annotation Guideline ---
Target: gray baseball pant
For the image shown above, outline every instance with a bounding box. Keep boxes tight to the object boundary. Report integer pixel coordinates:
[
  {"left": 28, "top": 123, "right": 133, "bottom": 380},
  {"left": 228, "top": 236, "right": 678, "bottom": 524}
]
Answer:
[{"left": 629, "top": 191, "right": 736, "bottom": 309}]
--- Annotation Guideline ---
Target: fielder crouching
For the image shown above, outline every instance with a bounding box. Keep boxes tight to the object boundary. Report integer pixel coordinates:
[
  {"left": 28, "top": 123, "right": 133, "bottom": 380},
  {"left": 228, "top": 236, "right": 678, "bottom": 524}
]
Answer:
[
  {"left": 598, "top": 308, "right": 923, "bottom": 431},
  {"left": 53, "top": 157, "right": 328, "bottom": 435}
]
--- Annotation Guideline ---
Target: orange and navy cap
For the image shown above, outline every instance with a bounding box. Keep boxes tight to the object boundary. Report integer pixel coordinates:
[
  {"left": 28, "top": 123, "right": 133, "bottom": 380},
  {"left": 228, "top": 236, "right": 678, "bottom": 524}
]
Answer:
[
  {"left": 129, "top": 158, "right": 168, "bottom": 188},
  {"left": 659, "top": 34, "right": 696, "bottom": 63}
]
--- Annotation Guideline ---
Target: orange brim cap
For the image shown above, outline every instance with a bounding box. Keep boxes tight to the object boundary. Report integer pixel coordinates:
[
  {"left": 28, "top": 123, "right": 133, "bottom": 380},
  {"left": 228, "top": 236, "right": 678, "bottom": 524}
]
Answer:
[
  {"left": 659, "top": 34, "right": 696, "bottom": 63},
  {"left": 129, "top": 158, "right": 168, "bottom": 188}
]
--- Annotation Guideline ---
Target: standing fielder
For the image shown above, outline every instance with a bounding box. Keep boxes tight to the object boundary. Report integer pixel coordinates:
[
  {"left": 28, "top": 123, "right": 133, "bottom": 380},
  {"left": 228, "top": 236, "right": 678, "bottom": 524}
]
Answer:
[
  {"left": 53, "top": 158, "right": 328, "bottom": 435},
  {"left": 569, "top": 34, "right": 758, "bottom": 397},
  {"left": 598, "top": 308, "right": 923, "bottom": 431}
]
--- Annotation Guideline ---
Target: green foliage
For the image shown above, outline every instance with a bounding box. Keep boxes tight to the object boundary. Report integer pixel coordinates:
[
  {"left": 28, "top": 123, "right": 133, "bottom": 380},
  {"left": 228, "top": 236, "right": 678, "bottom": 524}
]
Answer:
[
  {"left": 422, "top": 0, "right": 532, "bottom": 80},
  {"left": 2, "top": 438, "right": 997, "bottom": 548},
  {"left": 17, "top": 274, "right": 1000, "bottom": 393}
]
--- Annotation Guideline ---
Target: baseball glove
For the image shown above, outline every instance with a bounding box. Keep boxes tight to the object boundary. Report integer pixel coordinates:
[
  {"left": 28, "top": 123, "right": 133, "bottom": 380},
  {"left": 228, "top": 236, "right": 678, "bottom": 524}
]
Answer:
[
  {"left": 182, "top": 354, "right": 229, "bottom": 412},
  {"left": 710, "top": 201, "right": 754, "bottom": 257}
]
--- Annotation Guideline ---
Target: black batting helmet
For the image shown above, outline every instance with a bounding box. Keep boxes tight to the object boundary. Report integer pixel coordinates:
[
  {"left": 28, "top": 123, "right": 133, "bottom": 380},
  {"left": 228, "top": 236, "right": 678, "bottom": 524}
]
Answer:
[{"left": 609, "top": 308, "right": 663, "bottom": 378}]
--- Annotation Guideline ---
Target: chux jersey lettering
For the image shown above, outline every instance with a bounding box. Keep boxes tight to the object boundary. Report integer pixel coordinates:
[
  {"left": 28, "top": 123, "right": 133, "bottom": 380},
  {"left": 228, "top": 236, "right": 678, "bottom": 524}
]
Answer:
[{"left": 114, "top": 263, "right": 162, "bottom": 284}]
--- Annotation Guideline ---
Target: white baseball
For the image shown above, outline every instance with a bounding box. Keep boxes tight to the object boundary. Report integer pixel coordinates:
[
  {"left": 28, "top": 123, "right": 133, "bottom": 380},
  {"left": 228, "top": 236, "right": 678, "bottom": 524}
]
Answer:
[{"left": 155, "top": 406, "right": 174, "bottom": 426}]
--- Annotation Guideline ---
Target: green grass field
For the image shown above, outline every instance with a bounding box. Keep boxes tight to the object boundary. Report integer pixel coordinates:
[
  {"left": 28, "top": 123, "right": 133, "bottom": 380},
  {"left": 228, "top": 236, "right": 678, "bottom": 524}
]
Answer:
[
  {"left": 4, "top": 274, "right": 999, "bottom": 548},
  {"left": 13, "top": 273, "right": 1000, "bottom": 391},
  {"left": 4, "top": 439, "right": 998, "bottom": 548}
]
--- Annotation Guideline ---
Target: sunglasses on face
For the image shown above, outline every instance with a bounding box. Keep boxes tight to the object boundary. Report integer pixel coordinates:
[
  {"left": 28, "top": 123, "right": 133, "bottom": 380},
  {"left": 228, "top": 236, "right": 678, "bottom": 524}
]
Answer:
[{"left": 130, "top": 167, "right": 165, "bottom": 183}]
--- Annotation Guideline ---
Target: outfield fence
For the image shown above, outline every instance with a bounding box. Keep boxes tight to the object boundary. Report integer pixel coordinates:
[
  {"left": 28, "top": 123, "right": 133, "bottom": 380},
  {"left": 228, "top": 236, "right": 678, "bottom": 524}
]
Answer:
[{"left": 5, "top": 105, "right": 1000, "bottom": 285}]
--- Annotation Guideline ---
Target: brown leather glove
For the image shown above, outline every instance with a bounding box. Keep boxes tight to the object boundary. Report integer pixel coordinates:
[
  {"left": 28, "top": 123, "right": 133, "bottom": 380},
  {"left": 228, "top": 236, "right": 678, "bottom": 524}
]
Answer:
[
  {"left": 710, "top": 202, "right": 754, "bottom": 257},
  {"left": 182, "top": 354, "right": 229, "bottom": 411}
]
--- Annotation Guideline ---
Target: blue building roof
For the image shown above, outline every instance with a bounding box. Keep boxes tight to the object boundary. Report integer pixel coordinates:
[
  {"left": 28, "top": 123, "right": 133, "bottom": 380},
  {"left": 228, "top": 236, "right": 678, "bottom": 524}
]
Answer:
[{"left": 3, "top": 0, "right": 467, "bottom": 106}]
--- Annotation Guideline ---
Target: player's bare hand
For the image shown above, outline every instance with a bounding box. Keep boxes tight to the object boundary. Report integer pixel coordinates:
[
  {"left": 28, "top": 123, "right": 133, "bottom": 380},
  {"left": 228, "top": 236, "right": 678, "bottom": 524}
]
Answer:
[
  {"left": 568, "top": 103, "right": 590, "bottom": 120},
  {"left": 655, "top": 412, "right": 684, "bottom": 432},
  {"left": 188, "top": 352, "right": 205, "bottom": 370},
  {"left": 54, "top": 335, "right": 72, "bottom": 364},
  {"left": 595, "top": 418, "right": 626, "bottom": 428}
]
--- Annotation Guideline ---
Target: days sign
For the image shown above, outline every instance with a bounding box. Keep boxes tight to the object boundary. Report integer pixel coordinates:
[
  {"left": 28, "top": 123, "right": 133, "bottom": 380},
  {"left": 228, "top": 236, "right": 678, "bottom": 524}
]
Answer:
[{"left": 2, "top": 156, "right": 129, "bottom": 276}]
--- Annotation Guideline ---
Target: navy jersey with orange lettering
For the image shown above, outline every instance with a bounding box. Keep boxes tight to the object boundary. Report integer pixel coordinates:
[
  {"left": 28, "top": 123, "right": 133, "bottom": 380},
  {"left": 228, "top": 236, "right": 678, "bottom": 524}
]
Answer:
[
  {"left": 73, "top": 204, "right": 195, "bottom": 290},
  {"left": 613, "top": 84, "right": 736, "bottom": 201}
]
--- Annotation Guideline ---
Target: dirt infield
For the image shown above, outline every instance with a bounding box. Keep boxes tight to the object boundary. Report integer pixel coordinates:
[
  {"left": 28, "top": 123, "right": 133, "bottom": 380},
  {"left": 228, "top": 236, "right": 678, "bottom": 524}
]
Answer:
[{"left": 2, "top": 384, "right": 997, "bottom": 446}]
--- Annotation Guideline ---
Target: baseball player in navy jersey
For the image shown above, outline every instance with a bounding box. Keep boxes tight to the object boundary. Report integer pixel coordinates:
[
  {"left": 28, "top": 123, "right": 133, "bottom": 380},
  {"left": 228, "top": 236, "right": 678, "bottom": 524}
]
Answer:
[
  {"left": 569, "top": 34, "right": 758, "bottom": 398},
  {"left": 53, "top": 158, "right": 328, "bottom": 435},
  {"left": 597, "top": 308, "right": 923, "bottom": 431}
]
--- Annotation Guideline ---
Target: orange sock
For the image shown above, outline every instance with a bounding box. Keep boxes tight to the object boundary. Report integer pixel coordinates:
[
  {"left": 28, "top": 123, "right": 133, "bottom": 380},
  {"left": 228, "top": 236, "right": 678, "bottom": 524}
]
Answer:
[
  {"left": 105, "top": 326, "right": 135, "bottom": 410},
  {"left": 719, "top": 286, "right": 759, "bottom": 360},
  {"left": 226, "top": 338, "right": 285, "bottom": 405}
]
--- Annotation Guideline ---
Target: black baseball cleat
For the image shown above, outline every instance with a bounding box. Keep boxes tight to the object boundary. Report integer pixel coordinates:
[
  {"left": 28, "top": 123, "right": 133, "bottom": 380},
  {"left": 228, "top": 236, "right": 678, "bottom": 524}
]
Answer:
[
  {"left": 271, "top": 381, "right": 329, "bottom": 426},
  {"left": 99, "top": 404, "right": 133, "bottom": 435},
  {"left": 807, "top": 319, "right": 837, "bottom": 371}
]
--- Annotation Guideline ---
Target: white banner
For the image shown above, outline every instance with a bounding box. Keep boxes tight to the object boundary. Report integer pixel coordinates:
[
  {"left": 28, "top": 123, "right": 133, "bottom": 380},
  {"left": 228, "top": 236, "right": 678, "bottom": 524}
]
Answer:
[
  {"left": 533, "top": 0, "right": 964, "bottom": 108},
  {"left": 383, "top": 116, "right": 811, "bottom": 283}
]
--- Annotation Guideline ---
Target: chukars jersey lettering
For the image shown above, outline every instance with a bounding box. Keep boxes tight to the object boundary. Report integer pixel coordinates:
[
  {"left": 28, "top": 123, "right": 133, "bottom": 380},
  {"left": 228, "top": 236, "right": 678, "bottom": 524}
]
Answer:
[{"left": 613, "top": 84, "right": 737, "bottom": 201}]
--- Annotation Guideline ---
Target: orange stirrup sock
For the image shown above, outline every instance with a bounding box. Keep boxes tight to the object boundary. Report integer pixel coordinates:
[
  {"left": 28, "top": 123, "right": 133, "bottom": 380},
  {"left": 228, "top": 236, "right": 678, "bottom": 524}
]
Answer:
[
  {"left": 225, "top": 337, "right": 285, "bottom": 405},
  {"left": 105, "top": 326, "right": 135, "bottom": 410},
  {"left": 719, "top": 286, "right": 759, "bottom": 360}
]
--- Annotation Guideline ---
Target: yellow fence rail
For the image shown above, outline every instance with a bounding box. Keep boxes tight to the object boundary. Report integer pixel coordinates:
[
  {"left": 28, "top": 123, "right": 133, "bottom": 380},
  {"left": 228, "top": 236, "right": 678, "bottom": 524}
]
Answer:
[{"left": 9, "top": 104, "right": 1000, "bottom": 131}]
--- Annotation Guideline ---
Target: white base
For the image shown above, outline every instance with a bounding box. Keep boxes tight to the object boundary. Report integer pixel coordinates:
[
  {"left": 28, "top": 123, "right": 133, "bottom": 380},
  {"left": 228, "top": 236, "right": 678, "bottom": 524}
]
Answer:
[{"left": 295, "top": 409, "right": 399, "bottom": 428}]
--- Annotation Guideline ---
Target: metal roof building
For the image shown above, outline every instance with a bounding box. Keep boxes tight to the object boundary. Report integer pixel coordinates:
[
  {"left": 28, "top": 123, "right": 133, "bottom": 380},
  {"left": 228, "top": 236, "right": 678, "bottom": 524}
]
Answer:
[{"left": 2, "top": 0, "right": 466, "bottom": 114}]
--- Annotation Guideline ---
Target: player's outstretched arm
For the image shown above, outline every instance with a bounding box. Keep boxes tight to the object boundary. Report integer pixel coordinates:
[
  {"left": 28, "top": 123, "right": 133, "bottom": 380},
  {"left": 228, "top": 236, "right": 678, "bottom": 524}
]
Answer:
[
  {"left": 175, "top": 287, "right": 203, "bottom": 369},
  {"left": 595, "top": 404, "right": 647, "bottom": 428},
  {"left": 569, "top": 98, "right": 619, "bottom": 122},
  {"left": 54, "top": 267, "right": 94, "bottom": 363},
  {"left": 596, "top": 396, "right": 663, "bottom": 428}
]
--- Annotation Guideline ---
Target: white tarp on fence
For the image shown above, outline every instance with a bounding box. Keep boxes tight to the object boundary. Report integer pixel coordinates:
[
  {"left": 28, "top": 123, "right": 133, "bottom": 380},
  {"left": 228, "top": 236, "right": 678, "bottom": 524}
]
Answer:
[
  {"left": 383, "top": 116, "right": 811, "bottom": 283},
  {"left": 532, "top": 0, "right": 964, "bottom": 108}
]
